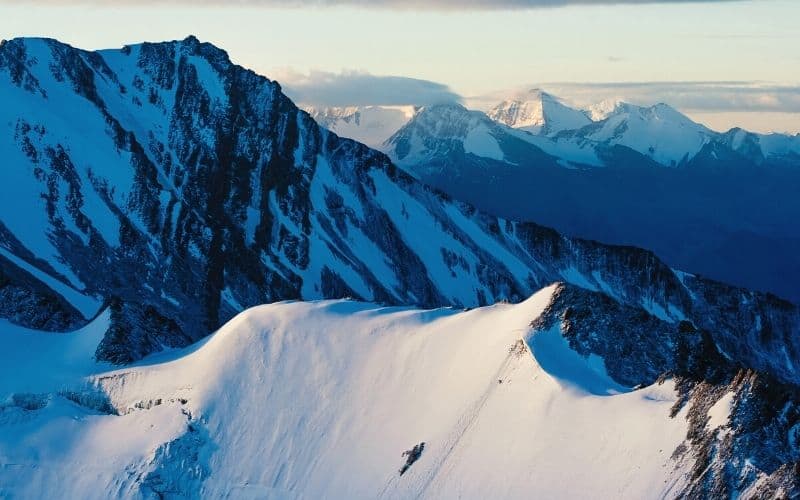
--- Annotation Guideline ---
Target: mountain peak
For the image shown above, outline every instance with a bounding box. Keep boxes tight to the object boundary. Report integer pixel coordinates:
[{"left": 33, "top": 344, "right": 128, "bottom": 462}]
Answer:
[
  {"left": 597, "top": 101, "right": 691, "bottom": 124},
  {"left": 526, "top": 88, "right": 557, "bottom": 101},
  {"left": 424, "top": 101, "right": 470, "bottom": 113},
  {"left": 410, "top": 101, "right": 490, "bottom": 127},
  {"left": 577, "top": 99, "right": 715, "bottom": 165},
  {"left": 487, "top": 90, "right": 591, "bottom": 135},
  {"left": 182, "top": 34, "right": 201, "bottom": 45}
]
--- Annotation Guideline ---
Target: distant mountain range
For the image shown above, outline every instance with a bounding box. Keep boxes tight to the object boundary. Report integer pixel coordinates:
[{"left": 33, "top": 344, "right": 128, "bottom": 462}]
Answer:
[
  {"left": 310, "top": 95, "right": 800, "bottom": 302},
  {"left": 309, "top": 93, "right": 800, "bottom": 169}
]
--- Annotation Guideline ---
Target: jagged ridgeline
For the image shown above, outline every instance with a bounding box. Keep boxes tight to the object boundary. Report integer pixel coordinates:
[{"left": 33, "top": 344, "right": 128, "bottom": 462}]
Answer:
[{"left": 0, "top": 36, "right": 799, "bottom": 497}]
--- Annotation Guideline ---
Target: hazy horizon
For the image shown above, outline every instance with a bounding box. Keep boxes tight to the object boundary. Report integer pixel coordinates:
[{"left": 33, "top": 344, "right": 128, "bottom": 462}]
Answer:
[{"left": 2, "top": 0, "right": 798, "bottom": 133}]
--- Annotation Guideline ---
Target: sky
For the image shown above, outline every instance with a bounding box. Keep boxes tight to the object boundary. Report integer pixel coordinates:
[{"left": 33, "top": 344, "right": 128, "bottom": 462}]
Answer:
[{"left": 2, "top": 0, "right": 799, "bottom": 133}]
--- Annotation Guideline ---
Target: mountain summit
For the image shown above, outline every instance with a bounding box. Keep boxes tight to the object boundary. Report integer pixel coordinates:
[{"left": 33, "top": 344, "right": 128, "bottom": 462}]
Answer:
[{"left": 487, "top": 88, "right": 592, "bottom": 135}]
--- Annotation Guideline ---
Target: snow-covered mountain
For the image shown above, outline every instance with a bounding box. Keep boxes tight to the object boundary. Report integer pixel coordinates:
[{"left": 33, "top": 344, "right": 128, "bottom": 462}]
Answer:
[
  {"left": 2, "top": 284, "right": 799, "bottom": 498},
  {"left": 484, "top": 91, "right": 724, "bottom": 166},
  {"left": 569, "top": 100, "right": 800, "bottom": 167},
  {"left": 304, "top": 105, "right": 417, "bottom": 148},
  {"left": 487, "top": 88, "right": 592, "bottom": 135},
  {"left": 2, "top": 36, "right": 800, "bottom": 498},
  {"left": 720, "top": 127, "right": 800, "bottom": 167},
  {"left": 385, "top": 100, "right": 724, "bottom": 172},
  {"left": 567, "top": 102, "right": 716, "bottom": 166},
  {"left": 385, "top": 103, "right": 550, "bottom": 166},
  {"left": 384, "top": 99, "right": 800, "bottom": 302},
  {"left": 384, "top": 102, "right": 603, "bottom": 170}
]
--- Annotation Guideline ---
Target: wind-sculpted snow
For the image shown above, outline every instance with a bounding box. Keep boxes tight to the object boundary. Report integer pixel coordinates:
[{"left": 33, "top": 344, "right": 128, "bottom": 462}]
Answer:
[{"left": 0, "top": 287, "right": 692, "bottom": 498}]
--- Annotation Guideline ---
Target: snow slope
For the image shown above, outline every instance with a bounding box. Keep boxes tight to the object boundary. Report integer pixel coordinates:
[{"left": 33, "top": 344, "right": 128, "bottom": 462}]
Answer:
[
  {"left": 0, "top": 310, "right": 111, "bottom": 396},
  {"left": 0, "top": 285, "right": 692, "bottom": 499}
]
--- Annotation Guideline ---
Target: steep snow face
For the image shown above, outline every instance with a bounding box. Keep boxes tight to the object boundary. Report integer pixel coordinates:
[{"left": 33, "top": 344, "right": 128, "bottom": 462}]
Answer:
[
  {"left": 304, "top": 105, "right": 417, "bottom": 148},
  {"left": 0, "top": 285, "right": 696, "bottom": 499},
  {"left": 575, "top": 102, "right": 716, "bottom": 166},
  {"left": 384, "top": 103, "right": 509, "bottom": 165},
  {"left": 487, "top": 89, "right": 592, "bottom": 136}
]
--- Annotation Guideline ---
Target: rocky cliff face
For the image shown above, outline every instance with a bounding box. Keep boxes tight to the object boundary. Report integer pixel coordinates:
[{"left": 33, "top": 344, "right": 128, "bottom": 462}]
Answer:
[
  {"left": 0, "top": 251, "right": 84, "bottom": 331},
  {"left": 532, "top": 283, "right": 800, "bottom": 498}
]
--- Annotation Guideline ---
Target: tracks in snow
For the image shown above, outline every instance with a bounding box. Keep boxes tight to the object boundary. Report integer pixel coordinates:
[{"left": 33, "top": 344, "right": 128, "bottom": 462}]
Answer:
[{"left": 379, "top": 339, "right": 530, "bottom": 500}]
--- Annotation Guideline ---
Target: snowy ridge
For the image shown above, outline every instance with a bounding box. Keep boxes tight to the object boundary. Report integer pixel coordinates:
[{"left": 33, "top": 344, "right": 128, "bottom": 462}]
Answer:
[
  {"left": 3, "top": 283, "right": 797, "bottom": 498},
  {"left": 570, "top": 102, "right": 716, "bottom": 166},
  {"left": 721, "top": 127, "right": 800, "bottom": 165},
  {"left": 392, "top": 91, "right": 800, "bottom": 169},
  {"left": 0, "top": 285, "right": 694, "bottom": 499},
  {"left": 383, "top": 103, "right": 511, "bottom": 166}
]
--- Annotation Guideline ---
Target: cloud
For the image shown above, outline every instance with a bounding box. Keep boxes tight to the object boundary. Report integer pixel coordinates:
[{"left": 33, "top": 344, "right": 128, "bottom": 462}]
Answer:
[
  {"left": 275, "top": 0, "right": 742, "bottom": 7},
  {"left": 276, "top": 69, "right": 462, "bottom": 107},
  {"left": 468, "top": 81, "right": 800, "bottom": 114},
  {"left": 1, "top": 0, "right": 745, "bottom": 8}
]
